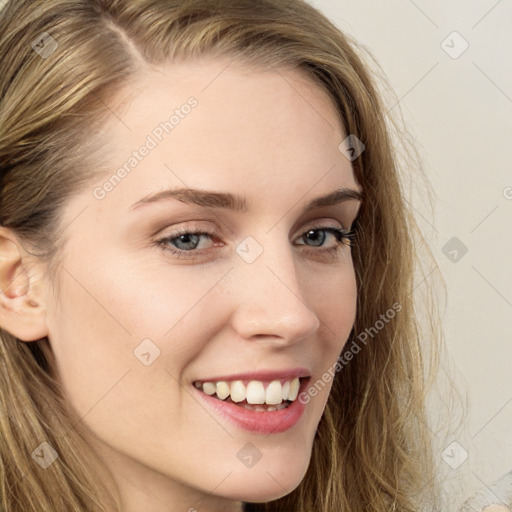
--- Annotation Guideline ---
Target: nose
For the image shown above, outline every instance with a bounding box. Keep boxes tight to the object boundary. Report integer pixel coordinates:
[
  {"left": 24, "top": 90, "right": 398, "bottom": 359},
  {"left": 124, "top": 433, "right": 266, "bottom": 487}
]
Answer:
[{"left": 229, "top": 235, "right": 321, "bottom": 346}]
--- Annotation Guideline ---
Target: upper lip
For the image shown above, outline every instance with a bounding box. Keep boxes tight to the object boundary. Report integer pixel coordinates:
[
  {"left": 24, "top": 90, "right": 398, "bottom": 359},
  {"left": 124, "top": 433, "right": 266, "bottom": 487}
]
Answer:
[{"left": 193, "top": 367, "right": 311, "bottom": 384}]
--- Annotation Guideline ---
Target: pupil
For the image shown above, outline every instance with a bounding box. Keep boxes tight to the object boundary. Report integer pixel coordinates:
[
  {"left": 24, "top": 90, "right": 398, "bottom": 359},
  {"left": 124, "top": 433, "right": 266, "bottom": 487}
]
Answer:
[
  {"left": 306, "top": 229, "right": 324, "bottom": 247},
  {"left": 177, "top": 234, "right": 198, "bottom": 249}
]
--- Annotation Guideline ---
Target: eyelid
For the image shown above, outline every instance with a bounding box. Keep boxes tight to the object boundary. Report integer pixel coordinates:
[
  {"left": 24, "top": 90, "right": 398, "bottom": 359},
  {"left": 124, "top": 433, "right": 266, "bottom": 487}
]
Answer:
[
  {"left": 301, "top": 219, "right": 346, "bottom": 232},
  {"left": 154, "top": 224, "right": 218, "bottom": 244},
  {"left": 153, "top": 218, "right": 356, "bottom": 262},
  {"left": 155, "top": 218, "right": 349, "bottom": 241}
]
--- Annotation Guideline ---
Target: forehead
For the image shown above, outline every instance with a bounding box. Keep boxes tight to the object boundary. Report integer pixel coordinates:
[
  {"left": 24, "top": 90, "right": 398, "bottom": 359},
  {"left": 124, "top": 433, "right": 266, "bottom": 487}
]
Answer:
[{"left": 87, "top": 58, "right": 357, "bottom": 214}]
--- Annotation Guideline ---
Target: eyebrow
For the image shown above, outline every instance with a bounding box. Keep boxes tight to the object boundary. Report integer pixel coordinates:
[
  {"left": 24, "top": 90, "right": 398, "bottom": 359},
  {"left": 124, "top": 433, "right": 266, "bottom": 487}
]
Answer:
[{"left": 130, "top": 186, "right": 363, "bottom": 213}]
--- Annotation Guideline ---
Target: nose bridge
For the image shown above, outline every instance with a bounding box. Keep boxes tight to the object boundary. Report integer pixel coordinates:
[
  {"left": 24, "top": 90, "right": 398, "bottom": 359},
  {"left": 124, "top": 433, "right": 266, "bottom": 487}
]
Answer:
[{"left": 230, "top": 231, "right": 320, "bottom": 343}]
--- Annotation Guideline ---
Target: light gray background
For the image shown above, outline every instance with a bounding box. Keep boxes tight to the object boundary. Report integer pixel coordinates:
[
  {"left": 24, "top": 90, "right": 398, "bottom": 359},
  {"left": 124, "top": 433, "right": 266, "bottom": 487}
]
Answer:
[{"left": 312, "top": 0, "right": 512, "bottom": 507}]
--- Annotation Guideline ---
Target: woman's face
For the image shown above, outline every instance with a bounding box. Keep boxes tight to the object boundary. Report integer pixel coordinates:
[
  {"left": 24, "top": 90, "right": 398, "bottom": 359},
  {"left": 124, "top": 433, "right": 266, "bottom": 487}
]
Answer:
[{"left": 41, "top": 59, "right": 361, "bottom": 511}]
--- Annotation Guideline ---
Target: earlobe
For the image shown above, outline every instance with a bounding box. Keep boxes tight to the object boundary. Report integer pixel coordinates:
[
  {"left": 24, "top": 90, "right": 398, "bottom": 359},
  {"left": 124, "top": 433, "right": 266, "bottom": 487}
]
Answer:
[{"left": 0, "top": 227, "right": 49, "bottom": 342}]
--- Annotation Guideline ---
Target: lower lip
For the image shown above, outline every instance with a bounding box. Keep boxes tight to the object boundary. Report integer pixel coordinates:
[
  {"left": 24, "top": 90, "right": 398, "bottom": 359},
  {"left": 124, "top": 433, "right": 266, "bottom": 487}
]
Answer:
[{"left": 193, "top": 381, "right": 308, "bottom": 434}]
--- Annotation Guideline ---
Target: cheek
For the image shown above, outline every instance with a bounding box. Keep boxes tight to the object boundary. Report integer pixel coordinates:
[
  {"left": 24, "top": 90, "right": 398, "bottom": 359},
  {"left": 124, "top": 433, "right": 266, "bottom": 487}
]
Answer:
[
  {"left": 308, "top": 263, "right": 357, "bottom": 400},
  {"left": 314, "top": 261, "right": 358, "bottom": 347},
  {"left": 45, "top": 255, "right": 229, "bottom": 410}
]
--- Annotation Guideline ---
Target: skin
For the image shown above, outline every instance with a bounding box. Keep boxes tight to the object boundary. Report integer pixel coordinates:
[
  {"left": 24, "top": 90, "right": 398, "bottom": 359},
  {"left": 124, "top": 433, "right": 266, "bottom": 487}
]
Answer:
[{"left": 0, "top": 58, "right": 361, "bottom": 512}]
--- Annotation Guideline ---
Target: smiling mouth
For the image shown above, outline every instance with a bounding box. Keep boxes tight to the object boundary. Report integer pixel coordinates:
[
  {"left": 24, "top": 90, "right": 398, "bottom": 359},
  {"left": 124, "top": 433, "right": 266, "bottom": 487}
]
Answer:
[{"left": 193, "top": 377, "right": 305, "bottom": 412}]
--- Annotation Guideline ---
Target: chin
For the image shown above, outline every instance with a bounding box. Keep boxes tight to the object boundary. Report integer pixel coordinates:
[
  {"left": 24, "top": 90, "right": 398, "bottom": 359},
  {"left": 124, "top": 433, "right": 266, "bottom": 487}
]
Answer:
[{"left": 219, "top": 458, "right": 310, "bottom": 503}]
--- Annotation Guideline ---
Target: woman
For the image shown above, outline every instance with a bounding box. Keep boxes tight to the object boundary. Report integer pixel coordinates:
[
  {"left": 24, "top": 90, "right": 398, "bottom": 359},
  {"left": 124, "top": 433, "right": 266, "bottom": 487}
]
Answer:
[{"left": 0, "top": 0, "right": 441, "bottom": 510}]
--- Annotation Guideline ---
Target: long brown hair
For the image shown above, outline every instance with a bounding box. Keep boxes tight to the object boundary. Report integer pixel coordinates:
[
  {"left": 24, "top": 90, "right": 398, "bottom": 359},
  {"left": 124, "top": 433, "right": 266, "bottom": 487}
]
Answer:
[{"left": 0, "top": 1, "right": 442, "bottom": 510}]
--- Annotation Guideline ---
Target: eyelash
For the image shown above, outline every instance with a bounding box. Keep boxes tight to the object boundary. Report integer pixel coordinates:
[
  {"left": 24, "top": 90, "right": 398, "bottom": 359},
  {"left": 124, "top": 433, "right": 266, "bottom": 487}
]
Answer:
[{"left": 154, "top": 224, "right": 356, "bottom": 261}]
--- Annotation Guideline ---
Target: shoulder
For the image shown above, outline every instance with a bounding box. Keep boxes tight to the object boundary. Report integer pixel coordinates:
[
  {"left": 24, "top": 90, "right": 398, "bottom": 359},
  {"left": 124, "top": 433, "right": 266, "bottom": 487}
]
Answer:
[{"left": 458, "top": 471, "right": 512, "bottom": 512}]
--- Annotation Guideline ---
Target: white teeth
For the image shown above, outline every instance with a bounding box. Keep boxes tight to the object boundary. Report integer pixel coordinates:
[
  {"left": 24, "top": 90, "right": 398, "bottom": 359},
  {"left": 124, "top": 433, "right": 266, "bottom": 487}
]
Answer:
[
  {"left": 288, "top": 377, "right": 300, "bottom": 401},
  {"left": 282, "top": 381, "right": 290, "bottom": 400},
  {"left": 196, "top": 376, "right": 304, "bottom": 405},
  {"left": 246, "top": 381, "right": 265, "bottom": 404},
  {"left": 202, "top": 382, "right": 216, "bottom": 395},
  {"left": 241, "top": 402, "right": 289, "bottom": 412},
  {"left": 216, "top": 381, "right": 230, "bottom": 400},
  {"left": 265, "top": 380, "right": 283, "bottom": 405},
  {"left": 230, "top": 380, "right": 246, "bottom": 403}
]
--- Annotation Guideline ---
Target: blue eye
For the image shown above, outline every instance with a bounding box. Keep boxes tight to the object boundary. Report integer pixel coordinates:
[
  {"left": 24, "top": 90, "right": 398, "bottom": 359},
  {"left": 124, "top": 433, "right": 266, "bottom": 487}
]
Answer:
[
  {"left": 297, "top": 228, "right": 355, "bottom": 248},
  {"left": 166, "top": 232, "right": 211, "bottom": 251},
  {"left": 155, "top": 225, "right": 356, "bottom": 260}
]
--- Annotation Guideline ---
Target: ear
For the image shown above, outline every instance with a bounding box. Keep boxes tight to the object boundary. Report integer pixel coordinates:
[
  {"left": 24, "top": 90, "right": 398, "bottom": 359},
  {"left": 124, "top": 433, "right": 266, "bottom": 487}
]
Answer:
[{"left": 0, "top": 227, "right": 49, "bottom": 342}]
